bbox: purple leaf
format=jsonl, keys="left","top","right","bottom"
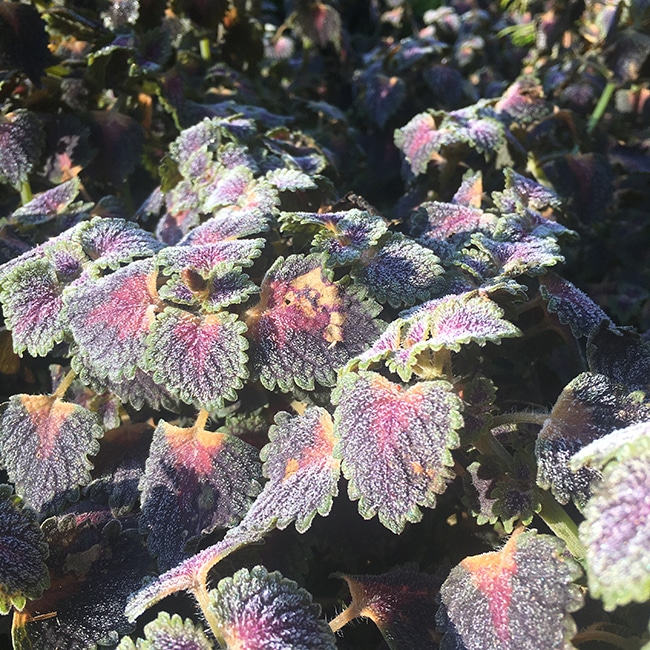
{"left": 244, "top": 254, "right": 382, "bottom": 391}
{"left": 416, "top": 201, "right": 492, "bottom": 243}
{"left": 117, "top": 612, "right": 212, "bottom": 650}
{"left": 11, "top": 178, "right": 82, "bottom": 226}
{"left": 0, "top": 109, "right": 42, "bottom": 186}
{"left": 0, "top": 395, "right": 104, "bottom": 513}
{"left": 452, "top": 170, "right": 483, "bottom": 208}
{"left": 181, "top": 208, "right": 271, "bottom": 244}
{"left": 144, "top": 308, "right": 248, "bottom": 411}
{"left": 236, "top": 407, "right": 339, "bottom": 535}
{"left": 394, "top": 112, "right": 447, "bottom": 176}
{"left": 363, "top": 74, "right": 407, "bottom": 128}
{"left": 495, "top": 77, "right": 551, "bottom": 124}
{"left": 438, "top": 529, "right": 583, "bottom": 650}
{"left": 139, "top": 420, "right": 261, "bottom": 571}
{"left": 0, "top": 485, "right": 49, "bottom": 614}
{"left": 208, "top": 565, "right": 337, "bottom": 649}
{"left": 332, "top": 371, "right": 463, "bottom": 533}
{"left": 66, "top": 259, "right": 161, "bottom": 384}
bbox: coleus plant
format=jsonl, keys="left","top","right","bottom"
{"left": 1, "top": 0, "right": 649, "bottom": 649}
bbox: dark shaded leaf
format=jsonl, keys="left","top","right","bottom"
{"left": 0, "top": 110, "right": 42, "bottom": 187}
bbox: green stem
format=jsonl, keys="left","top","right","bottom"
{"left": 490, "top": 411, "right": 549, "bottom": 428}
{"left": 572, "top": 629, "right": 630, "bottom": 649}
{"left": 537, "top": 490, "right": 585, "bottom": 560}
{"left": 53, "top": 369, "right": 76, "bottom": 400}
{"left": 193, "top": 581, "right": 224, "bottom": 644}
{"left": 199, "top": 37, "right": 212, "bottom": 63}
{"left": 19, "top": 180, "right": 32, "bottom": 205}
{"left": 475, "top": 428, "right": 515, "bottom": 470}
{"left": 587, "top": 81, "right": 616, "bottom": 134}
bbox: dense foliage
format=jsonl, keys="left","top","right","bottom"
{"left": 0, "top": 0, "right": 649, "bottom": 648}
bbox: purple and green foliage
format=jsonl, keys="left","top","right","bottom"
{"left": 0, "top": 1, "right": 648, "bottom": 647}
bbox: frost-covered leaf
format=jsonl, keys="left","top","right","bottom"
{"left": 536, "top": 372, "right": 650, "bottom": 506}
{"left": 156, "top": 239, "right": 264, "bottom": 277}
{"left": 203, "top": 165, "right": 255, "bottom": 212}
{"left": 11, "top": 178, "right": 82, "bottom": 226}
{"left": 181, "top": 208, "right": 270, "bottom": 244}
{"left": 332, "top": 371, "right": 462, "bottom": 533}
{"left": 438, "top": 529, "right": 583, "bottom": 650}
{"left": 351, "top": 233, "right": 445, "bottom": 307}
{"left": 139, "top": 420, "right": 261, "bottom": 571}
{"left": 415, "top": 202, "right": 491, "bottom": 244}
{"left": 394, "top": 112, "right": 448, "bottom": 176}
{"left": 265, "top": 167, "right": 317, "bottom": 191}
{"left": 452, "top": 170, "right": 483, "bottom": 208}
{"left": 0, "top": 110, "right": 42, "bottom": 186}
{"left": 0, "top": 395, "right": 104, "bottom": 513}
{"left": 540, "top": 272, "right": 612, "bottom": 338}
{"left": 116, "top": 612, "right": 212, "bottom": 650}
{"left": 66, "top": 259, "right": 160, "bottom": 384}
{"left": 236, "top": 407, "right": 339, "bottom": 535}
{"left": 169, "top": 118, "right": 222, "bottom": 167}
{"left": 76, "top": 217, "right": 164, "bottom": 271}
{"left": 0, "top": 485, "right": 49, "bottom": 614}
{"left": 143, "top": 308, "right": 248, "bottom": 411}
{"left": 335, "top": 568, "right": 441, "bottom": 649}
{"left": 208, "top": 565, "right": 337, "bottom": 649}
{"left": 495, "top": 77, "right": 551, "bottom": 125}
{"left": 245, "top": 254, "right": 382, "bottom": 391}
{"left": 19, "top": 516, "right": 151, "bottom": 649}
{"left": 502, "top": 168, "right": 562, "bottom": 211}
{"left": 0, "top": 259, "right": 67, "bottom": 357}
{"left": 575, "top": 431, "right": 650, "bottom": 610}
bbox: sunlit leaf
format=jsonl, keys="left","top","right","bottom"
{"left": 494, "top": 77, "right": 551, "bottom": 125}
{"left": 535, "top": 372, "right": 650, "bottom": 506}
{"left": 235, "top": 407, "right": 339, "bottom": 535}
{"left": 394, "top": 112, "right": 447, "bottom": 176}
{"left": 144, "top": 308, "right": 248, "bottom": 411}
{"left": 208, "top": 565, "right": 337, "bottom": 649}
{"left": 294, "top": 1, "right": 342, "bottom": 50}
{"left": 539, "top": 272, "right": 612, "bottom": 338}
{"left": 0, "top": 395, "right": 104, "bottom": 513}
{"left": 452, "top": 170, "right": 483, "bottom": 208}
{"left": 139, "top": 420, "right": 261, "bottom": 571}
{"left": 181, "top": 208, "right": 270, "bottom": 244}
{"left": 335, "top": 567, "right": 441, "bottom": 649}
{"left": 66, "top": 259, "right": 160, "bottom": 385}
{"left": 351, "top": 233, "right": 445, "bottom": 307}
{"left": 332, "top": 371, "right": 462, "bottom": 533}
{"left": 11, "top": 178, "right": 82, "bottom": 226}
{"left": 0, "top": 259, "right": 68, "bottom": 357}
{"left": 116, "top": 612, "right": 212, "bottom": 650}
{"left": 0, "top": 485, "right": 49, "bottom": 614}
{"left": 245, "top": 254, "right": 382, "bottom": 391}
{"left": 415, "top": 201, "right": 492, "bottom": 244}
{"left": 265, "top": 167, "right": 318, "bottom": 191}
{"left": 438, "top": 529, "right": 583, "bottom": 650}
{"left": 0, "top": 110, "right": 42, "bottom": 187}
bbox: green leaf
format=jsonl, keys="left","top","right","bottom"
{"left": 116, "top": 612, "right": 212, "bottom": 650}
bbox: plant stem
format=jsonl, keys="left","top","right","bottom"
{"left": 475, "top": 428, "right": 515, "bottom": 470}
{"left": 194, "top": 409, "right": 210, "bottom": 432}
{"left": 329, "top": 606, "right": 359, "bottom": 633}
{"left": 587, "top": 81, "right": 616, "bottom": 134}
{"left": 572, "top": 629, "right": 630, "bottom": 649}
{"left": 19, "top": 180, "right": 32, "bottom": 205}
{"left": 490, "top": 411, "right": 549, "bottom": 428}
{"left": 53, "top": 369, "right": 76, "bottom": 400}
{"left": 193, "top": 581, "right": 225, "bottom": 645}
{"left": 537, "top": 490, "right": 585, "bottom": 560}
{"left": 199, "top": 37, "right": 212, "bottom": 62}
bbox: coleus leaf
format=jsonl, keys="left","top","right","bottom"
{"left": 181, "top": 208, "right": 271, "bottom": 244}
{"left": 116, "top": 612, "right": 212, "bottom": 650}
{"left": 415, "top": 202, "right": 492, "bottom": 244}
{"left": 294, "top": 1, "right": 342, "bottom": 50}
{"left": 139, "top": 420, "right": 261, "bottom": 571}
{"left": 245, "top": 254, "right": 382, "bottom": 391}
{"left": 17, "top": 514, "right": 151, "bottom": 649}
{"left": 10, "top": 178, "right": 82, "bottom": 226}
{"left": 535, "top": 372, "right": 650, "bottom": 506}
{"left": 334, "top": 567, "right": 441, "bottom": 649}
{"left": 0, "top": 395, "right": 104, "bottom": 513}
{"left": 350, "top": 233, "right": 446, "bottom": 307}
{"left": 235, "top": 406, "right": 340, "bottom": 535}
{"left": 571, "top": 423, "right": 650, "bottom": 610}
{"left": 539, "top": 272, "right": 612, "bottom": 338}
{"left": 0, "top": 109, "right": 42, "bottom": 187}
{"left": 143, "top": 308, "right": 249, "bottom": 411}
{"left": 202, "top": 165, "right": 256, "bottom": 212}
{"left": 437, "top": 529, "right": 583, "bottom": 650}
{"left": 501, "top": 168, "right": 562, "bottom": 212}
{"left": 208, "top": 565, "right": 337, "bottom": 649}
{"left": 169, "top": 117, "right": 222, "bottom": 168}
{"left": 66, "top": 258, "right": 160, "bottom": 385}
{"left": 452, "top": 170, "right": 483, "bottom": 208}
{"left": 0, "top": 485, "right": 49, "bottom": 614}
{"left": 332, "top": 370, "right": 463, "bottom": 533}
{"left": 264, "top": 167, "right": 318, "bottom": 192}
{"left": 75, "top": 217, "right": 164, "bottom": 271}
{"left": 394, "top": 112, "right": 448, "bottom": 176}
{"left": 494, "top": 77, "right": 551, "bottom": 125}
{"left": 0, "top": 259, "right": 68, "bottom": 357}
{"left": 363, "top": 73, "right": 407, "bottom": 128}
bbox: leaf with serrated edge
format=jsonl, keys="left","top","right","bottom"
{"left": 208, "top": 565, "right": 337, "bottom": 649}
{"left": 139, "top": 420, "right": 261, "bottom": 571}
{"left": 438, "top": 529, "right": 583, "bottom": 650}
{"left": 11, "top": 178, "right": 81, "bottom": 226}
{"left": 0, "top": 395, "right": 104, "bottom": 513}
{"left": 245, "top": 254, "right": 382, "bottom": 391}
{"left": 332, "top": 371, "right": 462, "bottom": 533}
{"left": 66, "top": 259, "right": 160, "bottom": 384}
{"left": 236, "top": 407, "right": 339, "bottom": 536}
{"left": 0, "top": 486, "right": 49, "bottom": 614}
{"left": 181, "top": 208, "right": 270, "bottom": 244}
{"left": 116, "top": 612, "right": 212, "bottom": 650}
{"left": 144, "top": 308, "right": 248, "bottom": 411}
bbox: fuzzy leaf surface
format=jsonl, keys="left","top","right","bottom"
{"left": 116, "top": 612, "right": 212, "bottom": 650}
{"left": 0, "top": 109, "right": 41, "bottom": 186}
{"left": 0, "top": 395, "right": 104, "bottom": 513}
{"left": 332, "top": 371, "right": 462, "bottom": 533}
{"left": 208, "top": 565, "right": 337, "bottom": 649}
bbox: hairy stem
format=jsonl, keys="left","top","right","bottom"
{"left": 572, "top": 629, "right": 629, "bottom": 649}
{"left": 329, "top": 605, "right": 360, "bottom": 633}
{"left": 53, "top": 369, "right": 77, "bottom": 400}
{"left": 193, "top": 581, "right": 224, "bottom": 645}
{"left": 537, "top": 490, "right": 585, "bottom": 560}
{"left": 474, "top": 428, "right": 515, "bottom": 470}
{"left": 587, "top": 81, "right": 616, "bottom": 134}
{"left": 19, "top": 180, "right": 33, "bottom": 205}
{"left": 194, "top": 408, "right": 210, "bottom": 432}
